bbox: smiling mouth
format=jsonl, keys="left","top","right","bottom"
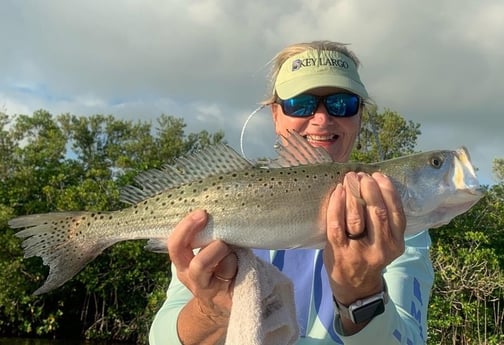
{"left": 304, "top": 134, "right": 338, "bottom": 142}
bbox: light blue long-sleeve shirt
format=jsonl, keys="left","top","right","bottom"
{"left": 149, "top": 230, "right": 433, "bottom": 344}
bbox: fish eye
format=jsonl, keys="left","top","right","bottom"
{"left": 430, "top": 156, "right": 443, "bottom": 169}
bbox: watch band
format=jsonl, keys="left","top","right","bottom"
{"left": 333, "top": 278, "right": 389, "bottom": 325}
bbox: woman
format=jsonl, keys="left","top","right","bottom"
{"left": 149, "top": 41, "right": 433, "bottom": 344}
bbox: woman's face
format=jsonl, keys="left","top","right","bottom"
{"left": 271, "top": 87, "right": 361, "bottom": 163}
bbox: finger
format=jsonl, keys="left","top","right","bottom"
{"left": 358, "top": 172, "right": 389, "bottom": 244}
{"left": 326, "top": 183, "right": 348, "bottom": 246}
{"left": 343, "top": 172, "right": 366, "bottom": 237}
{"left": 214, "top": 251, "right": 238, "bottom": 282}
{"left": 190, "top": 240, "right": 233, "bottom": 287}
{"left": 372, "top": 172, "right": 406, "bottom": 242}
{"left": 168, "top": 209, "right": 208, "bottom": 270}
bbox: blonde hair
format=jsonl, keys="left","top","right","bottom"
{"left": 261, "top": 41, "right": 364, "bottom": 105}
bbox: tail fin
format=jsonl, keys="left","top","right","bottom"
{"left": 9, "top": 212, "right": 113, "bottom": 295}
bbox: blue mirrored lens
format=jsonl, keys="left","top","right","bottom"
{"left": 280, "top": 93, "right": 360, "bottom": 117}
{"left": 282, "top": 94, "right": 318, "bottom": 117}
{"left": 325, "top": 94, "right": 360, "bottom": 116}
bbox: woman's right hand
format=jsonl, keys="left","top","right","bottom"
{"left": 168, "top": 209, "right": 237, "bottom": 344}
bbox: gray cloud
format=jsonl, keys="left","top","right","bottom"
{"left": 1, "top": 0, "right": 503, "bottom": 185}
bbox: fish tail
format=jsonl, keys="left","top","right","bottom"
{"left": 9, "top": 211, "right": 114, "bottom": 295}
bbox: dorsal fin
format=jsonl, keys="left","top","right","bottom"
{"left": 268, "top": 130, "right": 333, "bottom": 168}
{"left": 120, "top": 144, "right": 253, "bottom": 205}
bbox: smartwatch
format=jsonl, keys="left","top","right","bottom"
{"left": 333, "top": 279, "right": 389, "bottom": 325}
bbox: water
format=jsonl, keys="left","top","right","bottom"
{"left": 0, "top": 339, "right": 132, "bottom": 345}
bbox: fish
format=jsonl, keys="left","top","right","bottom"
{"left": 9, "top": 131, "right": 483, "bottom": 295}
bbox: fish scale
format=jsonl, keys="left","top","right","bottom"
{"left": 9, "top": 132, "right": 483, "bottom": 295}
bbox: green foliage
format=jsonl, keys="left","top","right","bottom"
{"left": 0, "top": 110, "right": 223, "bottom": 343}
{"left": 351, "top": 107, "right": 421, "bottom": 163}
{"left": 428, "top": 179, "right": 504, "bottom": 345}
{"left": 493, "top": 158, "right": 504, "bottom": 183}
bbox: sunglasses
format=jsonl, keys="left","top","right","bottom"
{"left": 276, "top": 93, "right": 361, "bottom": 118}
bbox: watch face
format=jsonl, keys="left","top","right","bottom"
{"left": 351, "top": 299, "right": 385, "bottom": 324}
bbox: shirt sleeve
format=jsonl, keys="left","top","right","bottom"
{"left": 149, "top": 263, "right": 189, "bottom": 345}
{"left": 335, "top": 230, "right": 434, "bottom": 345}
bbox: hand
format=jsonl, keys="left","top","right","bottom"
{"left": 324, "top": 172, "right": 406, "bottom": 306}
{"left": 168, "top": 209, "right": 238, "bottom": 344}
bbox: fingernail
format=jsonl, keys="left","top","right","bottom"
{"left": 190, "top": 209, "right": 207, "bottom": 222}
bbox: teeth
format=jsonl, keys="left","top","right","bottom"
{"left": 306, "top": 135, "right": 335, "bottom": 141}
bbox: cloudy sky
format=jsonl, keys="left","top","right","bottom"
{"left": 1, "top": 0, "right": 503, "bottom": 185}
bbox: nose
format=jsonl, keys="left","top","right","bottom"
{"left": 311, "top": 102, "right": 332, "bottom": 125}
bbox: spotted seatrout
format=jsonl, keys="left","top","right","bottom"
{"left": 9, "top": 132, "right": 483, "bottom": 294}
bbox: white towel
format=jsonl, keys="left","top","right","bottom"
{"left": 225, "top": 248, "right": 299, "bottom": 345}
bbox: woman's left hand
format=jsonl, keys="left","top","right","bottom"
{"left": 323, "top": 171, "right": 406, "bottom": 311}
